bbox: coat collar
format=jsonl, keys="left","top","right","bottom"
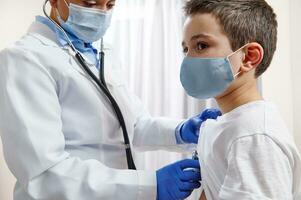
{"left": 27, "top": 20, "right": 122, "bottom": 87}
{"left": 27, "top": 20, "right": 62, "bottom": 48}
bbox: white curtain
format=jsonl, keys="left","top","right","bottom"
{"left": 104, "top": 0, "right": 213, "bottom": 199}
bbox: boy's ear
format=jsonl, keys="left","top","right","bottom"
{"left": 241, "top": 42, "right": 264, "bottom": 72}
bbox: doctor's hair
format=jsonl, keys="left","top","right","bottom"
{"left": 184, "top": 0, "right": 278, "bottom": 78}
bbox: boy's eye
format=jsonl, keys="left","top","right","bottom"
{"left": 183, "top": 47, "right": 188, "bottom": 55}
{"left": 83, "top": 1, "right": 97, "bottom": 7}
{"left": 107, "top": 3, "right": 115, "bottom": 10}
{"left": 196, "top": 42, "right": 209, "bottom": 51}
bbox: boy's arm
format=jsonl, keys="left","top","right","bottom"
{"left": 219, "top": 134, "right": 293, "bottom": 199}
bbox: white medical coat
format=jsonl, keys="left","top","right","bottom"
{"left": 0, "top": 21, "right": 187, "bottom": 200}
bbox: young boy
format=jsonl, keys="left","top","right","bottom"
{"left": 180, "top": 0, "right": 301, "bottom": 199}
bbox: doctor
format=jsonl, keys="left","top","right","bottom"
{"left": 0, "top": 0, "right": 221, "bottom": 199}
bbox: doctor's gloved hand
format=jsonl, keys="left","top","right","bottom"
{"left": 156, "top": 159, "right": 201, "bottom": 200}
{"left": 177, "top": 108, "right": 222, "bottom": 144}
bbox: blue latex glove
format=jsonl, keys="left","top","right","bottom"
{"left": 179, "top": 108, "right": 222, "bottom": 144}
{"left": 156, "top": 159, "right": 201, "bottom": 200}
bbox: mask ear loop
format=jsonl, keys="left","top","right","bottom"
{"left": 233, "top": 70, "right": 242, "bottom": 78}
{"left": 62, "top": 0, "right": 69, "bottom": 7}
{"left": 227, "top": 43, "right": 250, "bottom": 78}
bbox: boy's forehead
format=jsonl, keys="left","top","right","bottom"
{"left": 183, "top": 13, "right": 226, "bottom": 43}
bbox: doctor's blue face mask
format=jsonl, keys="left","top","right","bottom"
{"left": 56, "top": 0, "right": 112, "bottom": 43}
{"left": 180, "top": 44, "right": 248, "bottom": 99}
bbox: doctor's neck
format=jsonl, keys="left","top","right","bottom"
{"left": 50, "top": 9, "right": 60, "bottom": 24}
{"left": 215, "top": 73, "right": 263, "bottom": 114}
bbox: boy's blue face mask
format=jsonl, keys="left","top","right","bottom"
{"left": 180, "top": 44, "right": 247, "bottom": 99}
{"left": 57, "top": 0, "right": 112, "bottom": 43}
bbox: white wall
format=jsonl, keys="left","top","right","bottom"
{"left": 0, "top": 140, "right": 15, "bottom": 200}
{"left": 262, "top": 0, "right": 301, "bottom": 152}
{"left": 291, "top": 0, "right": 301, "bottom": 152}
{"left": 0, "top": 0, "right": 300, "bottom": 200}
{"left": 0, "top": 1, "right": 42, "bottom": 199}
{"left": 0, "top": 0, "right": 42, "bottom": 49}
{"left": 262, "top": 0, "right": 293, "bottom": 131}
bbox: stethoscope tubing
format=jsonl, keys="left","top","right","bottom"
{"left": 42, "top": 0, "right": 136, "bottom": 170}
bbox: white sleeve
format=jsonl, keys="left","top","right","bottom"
{"left": 219, "top": 134, "right": 293, "bottom": 200}
{"left": 131, "top": 94, "right": 191, "bottom": 152}
{"left": 109, "top": 55, "right": 190, "bottom": 152}
{"left": 0, "top": 48, "right": 156, "bottom": 200}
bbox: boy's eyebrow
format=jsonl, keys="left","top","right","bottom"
{"left": 182, "top": 41, "right": 186, "bottom": 47}
{"left": 190, "top": 33, "right": 212, "bottom": 41}
{"left": 84, "top": 0, "right": 97, "bottom": 4}
{"left": 93, "top": 0, "right": 115, "bottom": 3}
{"left": 85, "top": 0, "right": 97, "bottom": 3}
{"left": 182, "top": 33, "right": 213, "bottom": 47}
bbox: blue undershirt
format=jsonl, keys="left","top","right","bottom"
{"left": 36, "top": 16, "right": 100, "bottom": 68}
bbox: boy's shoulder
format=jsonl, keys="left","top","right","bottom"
{"left": 200, "top": 101, "right": 294, "bottom": 158}
{"left": 213, "top": 100, "right": 289, "bottom": 138}
{"left": 203, "top": 101, "right": 267, "bottom": 139}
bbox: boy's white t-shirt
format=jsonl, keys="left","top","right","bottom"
{"left": 197, "top": 101, "right": 301, "bottom": 200}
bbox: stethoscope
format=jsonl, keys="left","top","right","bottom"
{"left": 43, "top": 0, "right": 136, "bottom": 170}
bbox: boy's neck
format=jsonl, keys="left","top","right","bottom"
{"left": 215, "top": 80, "right": 263, "bottom": 114}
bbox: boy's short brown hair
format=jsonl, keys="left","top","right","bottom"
{"left": 184, "top": 0, "right": 278, "bottom": 77}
